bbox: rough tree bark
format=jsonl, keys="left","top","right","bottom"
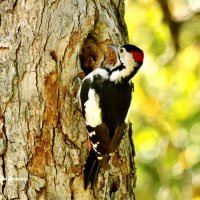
{"left": 0, "top": 0, "right": 136, "bottom": 199}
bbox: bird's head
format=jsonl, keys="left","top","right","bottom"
{"left": 109, "top": 44, "right": 144, "bottom": 68}
{"left": 108, "top": 44, "right": 144, "bottom": 83}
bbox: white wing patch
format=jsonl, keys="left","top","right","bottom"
{"left": 91, "top": 141, "right": 101, "bottom": 154}
{"left": 88, "top": 131, "right": 96, "bottom": 137}
{"left": 84, "top": 89, "right": 102, "bottom": 128}
{"left": 86, "top": 68, "right": 109, "bottom": 82}
{"left": 91, "top": 141, "right": 99, "bottom": 149}
{"left": 97, "top": 156, "right": 103, "bottom": 160}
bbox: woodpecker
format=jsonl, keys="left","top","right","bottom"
{"left": 78, "top": 44, "right": 144, "bottom": 189}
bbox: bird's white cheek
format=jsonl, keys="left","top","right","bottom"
{"left": 84, "top": 89, "right": 102, "bottom": 127}
{"left": 122, "top": 53, "right": 137, "bottom": 68}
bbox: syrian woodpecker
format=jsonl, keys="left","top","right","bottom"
{"left": 78, "top": 44, "right": 144, "bottom": 189}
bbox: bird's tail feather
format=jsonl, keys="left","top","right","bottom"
{"left": 84, "top": 150, "right": 100, "bottom": 189}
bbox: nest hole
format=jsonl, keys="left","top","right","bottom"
{"left": 80, "top": 34, "right": 117, "bottom": 76}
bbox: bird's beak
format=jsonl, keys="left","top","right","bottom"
{"left": 108, "top": 45, "right": 118, "bottom": 55}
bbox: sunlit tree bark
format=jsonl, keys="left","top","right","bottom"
{"left": 0, "top": 0, "right": 136, "bottom": 199}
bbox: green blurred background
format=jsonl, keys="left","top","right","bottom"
{"left": 125, "top": 0, "right": 200, "bottom": 199}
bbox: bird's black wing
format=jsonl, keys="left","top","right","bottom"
{"left": 109, "top": 121, "right": 127, "bottom": 153}
{"left": 80, "top": 76, "right": 112, "bottom": 189}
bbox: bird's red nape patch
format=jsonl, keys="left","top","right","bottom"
{"left": 131, "top": 51, "right": 144, "bottom": 62}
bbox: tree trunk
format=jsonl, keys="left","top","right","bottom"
{"left": 0, "top": 0, "right": 136, "bottom": 199}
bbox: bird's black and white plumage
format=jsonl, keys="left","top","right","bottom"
{"left": 78, "top": 44, "right": 144, "bottom": 189}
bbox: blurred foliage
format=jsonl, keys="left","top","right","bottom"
{"left": 125, "top": 0, "right": 200, "bottom": 199}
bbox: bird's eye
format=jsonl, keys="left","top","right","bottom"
{"left": 120, "top": 48, "right": 124, "bottom": 53}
